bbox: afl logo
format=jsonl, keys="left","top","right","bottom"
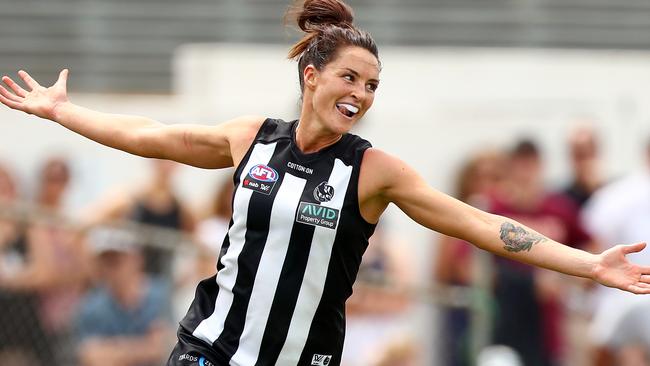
{"left": 249, "top": 164, "right": 278, "bottom": 182}
{"left": 314, "top": 181, "right": 335, "bottom": 203}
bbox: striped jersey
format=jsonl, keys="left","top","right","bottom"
{"left": 180, "top": 118, "right": 377, "bottom": 366}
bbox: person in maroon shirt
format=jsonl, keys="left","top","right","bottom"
{"left": 490, "top": 140, "right": 592, "bottom": 366}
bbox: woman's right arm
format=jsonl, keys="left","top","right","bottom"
{"left": 0, "top": 69, "right": 264, "bottom": 168}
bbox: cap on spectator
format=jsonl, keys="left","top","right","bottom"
{"left": 89, "top": 227, "right": 140, "bottom": 254}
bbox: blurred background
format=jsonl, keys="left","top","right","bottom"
{"left": 2, "top": 0, "right": 650, "bottom": 365}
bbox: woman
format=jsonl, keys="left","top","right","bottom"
{"left": 1, "top": 1, "right": 649, "bottom": 365}
{"left": 0, "top": 162, "right": 53, "bottom": 366}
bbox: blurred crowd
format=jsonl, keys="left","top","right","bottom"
{"left": 1, "top": 123, "right": 650, "bottom": 366}
{"left": 436, "top": 124, "right": 650, "bottom": 366}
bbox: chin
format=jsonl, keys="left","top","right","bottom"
{"left": 332, "top": 116, "right": 357, "bottom": 134}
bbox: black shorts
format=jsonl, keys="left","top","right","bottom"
{"left": 166, "top": 328, "right": 230, "bottom": 366}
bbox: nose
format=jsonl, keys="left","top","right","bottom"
{"left": 349, "top": 83, "right": 365, "bottom": 102}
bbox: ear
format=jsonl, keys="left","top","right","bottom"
{"left": 303, "top": 64, "right": 318, "bottom": 90}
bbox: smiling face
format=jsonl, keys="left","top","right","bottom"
{"left": 303, "top": 46, "right": 380, "bottom": 135}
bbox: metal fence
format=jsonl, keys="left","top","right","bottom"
{"left": 0, "top": 201, "right": 490, "bottom": 366}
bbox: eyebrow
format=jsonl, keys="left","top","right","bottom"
{"left": 343, "top": 68, "right": 380, "bottom": 84}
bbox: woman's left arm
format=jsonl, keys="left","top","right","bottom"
{"left": 360, "top": 148, "right": 650, "bottom": 294}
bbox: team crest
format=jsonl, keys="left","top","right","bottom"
{"left": 243, "top": 164, "right": 278, "bottom": 195}
{"left": 311, "top": 354, "right": 332, "bottom": 366}
{"left": 313, "top": 181, "right": 335, "bottom": 202}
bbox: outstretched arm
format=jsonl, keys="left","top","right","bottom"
{"left": 360, "top": 148, "right": 650, "bottom": 294}
{"left": 0, "top": 70, "right": 264, "bottom": 168}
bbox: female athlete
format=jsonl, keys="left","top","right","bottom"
{"left": 2, "top": 1, "right": 650, "bottom": 365}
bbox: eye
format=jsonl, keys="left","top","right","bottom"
{"left": 343, "top": 74, "right": 354, "bottom": 82}
{"left": 366, "top": 83, "right": 378, "bottom": 93}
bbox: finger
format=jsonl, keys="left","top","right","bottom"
{"left": 641, "top": 275, "right": 650, "bottom": 283}
{"left": 622, "top": 242, "right": 647, "bottom": 255}
{"left": 0, "top": 93, "right": 24, "bottom": 111}
{"left": 55, "top": 69, "right": 68, "bottom": 90}
{"left": 0, "top": 85, "right": 22, "bottom": 103}
{"left": 2, "top": 76, "right": 28, "bottom": 97}
{"left": 628, "top": 284, "right": 650, "bottom": 295}
{"left": 634, "top": 282, "right": 650, "bottom": 289}
{"left": 18, "top": 70, "right": 41, "bottom": 90}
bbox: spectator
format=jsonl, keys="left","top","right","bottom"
{"left": 85, "top": 159, "right": 195, "bottom": 276}
{"left": 564, "top": 123, "right": 605, "bottom": 208}
{"left": 489, "top": 139, "right": 592, "bottom": 366}
{"left": 195, "top": 174, "right": 234, "bottom": 256}
{"left": 173, "top": 175, "right": 233, "bottom": 321}
{"left": 0, "top": 161, "right": 52, "bottom": 365}
{"left": 76, "top": 227, "right": 174, "bottom": 366}
{"left": 584, "top": 139, "right": 650, "bottom": 366}
{"left": 433, "top": 148, "right": 506, "bottom": 366}
{"left": 0, "top": 157, "right": 88, "bottom": 365}
{"left": 342, "top": 227, "right": 416, "bottom": 366}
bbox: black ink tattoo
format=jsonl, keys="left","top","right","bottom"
{"left": 499, "top": 222, "right": 546, "bottom": 252}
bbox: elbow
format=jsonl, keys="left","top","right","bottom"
{"left": 463, "top": 210, "right": 499, "bottom": 251}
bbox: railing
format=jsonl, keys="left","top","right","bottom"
{"left": 0, "top": 201, "right": 490, "bottom": 365}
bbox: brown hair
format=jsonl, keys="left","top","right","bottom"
{"left": 286, "top": 0, "right": 379, "bottom": 93}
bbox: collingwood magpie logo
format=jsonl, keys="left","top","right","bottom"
{"left": 313, "top": 181, "right": 335, "bottom": 203}
{"left": 311, "top": 354, "right": 332, "bottom": 366}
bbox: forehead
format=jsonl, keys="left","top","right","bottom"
{"left": 327, "top": 46, "right": 380, "bottom": 78}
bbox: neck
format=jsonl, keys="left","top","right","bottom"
{"left": 295, "top": 112, "right": 343, "bottom": 154}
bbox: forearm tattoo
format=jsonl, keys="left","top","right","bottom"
{"left": 499, "top": 222, "right": 546, "bottom": 253}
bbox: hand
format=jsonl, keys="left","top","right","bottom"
{"left": 0, "top": 69, "right": 69, "bottom": 121}
{"left": 593, "top": 242, "right": 650, "bottom": 294}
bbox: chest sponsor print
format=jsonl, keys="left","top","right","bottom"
{"left": 242, "top": 164, "right": 278, "bottom": 195}
{"left": 296, "top": 201, "right": 340, "bottom": 230}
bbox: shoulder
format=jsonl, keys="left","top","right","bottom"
{"left": 359, "top": 148, "right": 422, "bottom": 199}
{"left": 255, "top": 118, "right": 297, "bottom": 143}
{"left": 220, "top": 115, "right": 266, "bottom": 141}
{"left": 217, "top": 115, "right": 267, "bottom": 166}
{"left": 361, "top": 148, "right": 415, "bottom": 181}
{"left": 361, "top": 148, "right": 399, "bottom": 166}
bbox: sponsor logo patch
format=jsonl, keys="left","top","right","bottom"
{"left": 311, "top": 354, "right": 332, "bottom": 366}
{"left": 313, "top": 181, "right": 335, "bottom": 203}
{"left": 177, "top": 354, "right": 214, "bottom": 366}
{"left": 296, "top": 202, "right": 339, "bottom": 229}
{"left": 178, "top": 354, "right": 198, "bottom": 362}
{"left": 287, "top": 161, "right": 314, "bottom": 175}
{"left": 242, "top": 164, "right": 278, "bottom": 195}
{"left": 199, "top": 356, "right": 214, "bottom": 366}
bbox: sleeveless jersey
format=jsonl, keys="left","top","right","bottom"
{"left": 179, "top": 118, "right": 377, "bottom": 366}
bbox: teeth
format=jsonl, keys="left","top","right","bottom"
{"left": 337, "top": 103, "right": 359, "bottom": 114}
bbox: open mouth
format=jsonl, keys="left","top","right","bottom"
{"left": 336, "top": 103, "right": 359, "bottom": 118}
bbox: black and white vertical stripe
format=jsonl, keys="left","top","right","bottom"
{"left": 193, "top": 142, "right": 278, "bottom": 344}
{"left": 181, "top": 119, "right": 375, "bottom": 366}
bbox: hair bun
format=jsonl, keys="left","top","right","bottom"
{"left": 297, "top": 0, "right": 354, "bottom": 32}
